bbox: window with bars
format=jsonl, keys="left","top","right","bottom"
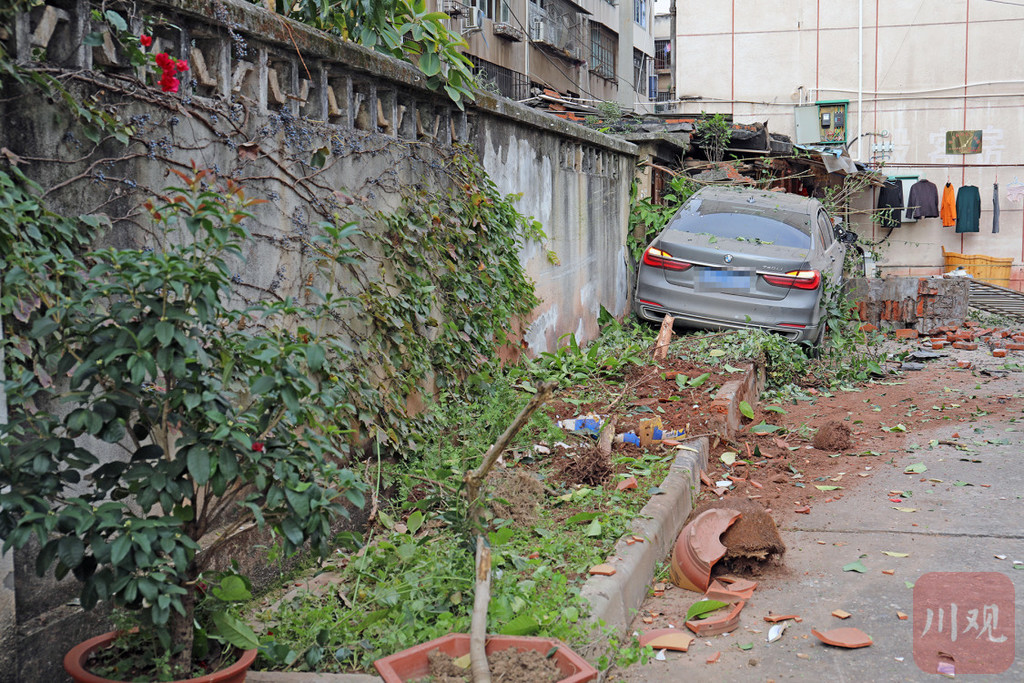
{"left": 590, "top": 26, "right": 616, "bottom": 80}
{"left": 654, "top": 40, "right": 670, "bottom": 70}
{"left": 633, "top": 49, "right": 648, "bottom": 95}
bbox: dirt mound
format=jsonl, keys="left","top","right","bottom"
{"left": 686, "top": 498, "right": 786, "bottom": 574}
{"left": 812, "top": 420, "right": 852, "bottom": 451}
{"left": 491, "top": 470, "right": 544, "bottom": 527}
{"left": 426, "top": 646, "right": 562, "bottom": 683}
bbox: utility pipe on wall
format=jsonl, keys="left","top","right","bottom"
{"left": 857, "top": 0, "right": 864, "bottom": 161}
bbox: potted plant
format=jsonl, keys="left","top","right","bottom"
{"left": 0, "top": 166, "right": 367, "bottom": 680}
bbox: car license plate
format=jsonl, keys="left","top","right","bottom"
{"left": 697, "top": 268, "right": 752, "bottom": 292}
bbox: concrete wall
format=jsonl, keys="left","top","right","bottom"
{"left": 673, "top": 0, "right": 1024, "bottom": 289}
{"left": 1, "top": 0, "right": 635, "bottom": 678}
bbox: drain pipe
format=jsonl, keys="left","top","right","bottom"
{"left": 857, "top": 0, "right": 864, "bottom": 161}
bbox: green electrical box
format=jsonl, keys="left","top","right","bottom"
{"left": 794, "top": 100, "right": 849, "bottom": 145}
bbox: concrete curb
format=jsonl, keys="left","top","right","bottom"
{"left": 709, "top": 362, "right": 765, "bottom": 439}
{"left": 580, "top": 437, "right": 709, "bottom": 635}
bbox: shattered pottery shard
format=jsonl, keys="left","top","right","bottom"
{"left": 588, "top": 564, "right": 616, "bottom": 576}
{"left": 685, "top": 600, "right": 746, "bottom": 636}
{"left": 638, "top": 628, "right": 694, "bottom": 652}
{"left": 811, "top": 627, "right": 873, "bottom": 649}
{"left": 670, "top": 508, "right": 742, "bottom": 592}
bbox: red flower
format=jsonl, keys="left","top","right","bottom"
{"left": 140, "top": 35, "right": 152, "bottom": 47}
{"left": 159, "top": 74, "right": 179, "bottom": 93}
{"left": 252, "top": 442, "right": 265, "bottom": 453}
{"left": 176, "top": 60, "right": 189, "bottom": 72}
{"left": 155, "top": 52, "right": 172, "bottom": 69}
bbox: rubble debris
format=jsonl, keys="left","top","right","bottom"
{"left": 588, "top": 564, "right": 616, "bottom": 576}
{"left": 831, "top": 609, "right": 852, "bottom": 619}
{"left": 767, "top": 623, "right": 787, "bottom": 643}
{"left": 686, "top": 600, "right": 746, "bottom": 636}
{"left": 811, "top": 627, "right": 873, "bottom": 649}
{"left": 813, "top": 420, "right": 852, "bottom": 450}
{"left": 639, "top": 628, "right": 694, "bottom": 652}
{"left": 670, "top": 508, "right": 742, "bottom": 592}
{"left": 763, "top": 614, "right": 800, "bottom": 623}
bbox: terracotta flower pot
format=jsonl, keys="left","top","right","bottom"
{"left": 63, "top": 630, "right": 258, "bottom": 683}
{"left": 374, "top": 633, "right": 597, "bottom": 683}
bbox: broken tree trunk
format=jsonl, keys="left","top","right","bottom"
{"left": 652, "top": 314, "right": 675, "bottom": 362}
{"left": 463, "top": 381, "right": 556, "bottom": 683}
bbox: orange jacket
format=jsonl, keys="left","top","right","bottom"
{"left": 940, "top": 183, "right": 957, "bottom": 227}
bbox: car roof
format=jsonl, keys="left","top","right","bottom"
{"left": 688, "top": 186, "right": 822, "bottom": 217}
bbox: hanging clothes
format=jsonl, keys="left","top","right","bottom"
{"left": 993, "top": 183, "right": 1000, "bottom": 233}
{"left": 906, "top": 179, "right": 939, "bottom": 219}
{"left": 877, "top": 179, "right": 903, "bottom": 229}
{"left": 940, "top": 183, "right": 957, "bottom": 227}
{"left": 955, "top": 185, "right": 981, "bottom": 233}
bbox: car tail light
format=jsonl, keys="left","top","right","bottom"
{"left": 642, "top": 247, "right": 692, "bottom": 271}
{"left": 761, "top": 270, "right": 821, "bottom": 290}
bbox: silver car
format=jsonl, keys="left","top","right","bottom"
{"left": 633, "top": 186, "right": 856, "bottom": 345}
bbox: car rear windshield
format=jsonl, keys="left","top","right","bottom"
{"left": 668, "top": 197, "right": 813, "bottom": 249}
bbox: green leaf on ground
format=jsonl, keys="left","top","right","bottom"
{"left": 904, "top": 463, "right": 927, "bottom": 474}
{"left": 738, "top": 642, "right": 754, "bottom": 651}
{"left": 815, "top": 485, "right": 841, "bottom": 491}
{"left": 882, "top": 551, "right": 909, "bottom": 558}
{"left": 843, "top": 560, "right": 868, "bottom": 573}
{"left": 686, "top": 599, "right": 729, "bottom": 621}
{"left": 750, "top": 422, "right": 781, "bottom": 434}
{"left": 720, "top": 452, "right": 737, "bottom": 466}
{"left": 739, "top": 401, "right": 755, "bottom": 420}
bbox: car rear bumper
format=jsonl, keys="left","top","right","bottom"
{"left": 634, "top": 273, "right": 822, "bottom": 343}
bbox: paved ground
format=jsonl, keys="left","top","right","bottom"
{"left": 616, "top": 368, "right": 1024, "bottom": 682}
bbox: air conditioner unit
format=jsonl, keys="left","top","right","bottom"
{"left": 463, "top": 7, "right": 481, "bottom": 29}
{"left": 530, "top": 17, "right": 546, "bottom": 42}
{"left": 567, "top": 45, "right": 583, "bottom": 62}
{"left": 442, "top": 0, "right": 463, "bottom": 17}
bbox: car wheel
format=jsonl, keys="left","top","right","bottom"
{"left": 809, "top": 320, "right": 827, "bottom": 359}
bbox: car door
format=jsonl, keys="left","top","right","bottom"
{"left": 816, "top": 211, "right": 844, "bottom": 284}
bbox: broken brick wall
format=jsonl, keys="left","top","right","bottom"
{"left": 845, "top": 277, "right": 969, "bottom": 332}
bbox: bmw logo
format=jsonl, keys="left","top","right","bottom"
{"left": 724, "top": 254, "right": 733, "bottom": 263}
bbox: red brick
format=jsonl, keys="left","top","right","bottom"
{"left": 930, "top": 341, "right": 946, "bottom": 350}
{"left": 993, "top": 349, "right": 1008, "bottom": 358}
{"left": 973, "top": 328, "right": 994, "bottom": 338}
{"left": 894, "top": 329, "right": 919, "bottom": 339}
{"left": 1012, "top": 335, "right": 1024, "bottom": 343}
{"left": 957, "top": 360, "right": 973, "bottom": 369}
{"left": 952, "top": 332, "right": 973, "bottom": 341}
{"left": 994, "top": 330, "right": 1009, "bottom": 338}
{"left": 952, "top": 341, "right": 979, "bottom": 350}
{"left": 860, "top": 323, "right": 878, "bottom": 333}
{"left": 964, "top": 321, "right": 979, "bottom": 327}
{"left": 1007, "top": 343, "right": 1024, "bottom": 351}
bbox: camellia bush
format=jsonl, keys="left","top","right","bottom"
{"left": 0, "top": 166, "right": 367, "bottom": 676}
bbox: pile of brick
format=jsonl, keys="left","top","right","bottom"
{"left": 862, "top": 321, "right": 1024, "bottom": 358}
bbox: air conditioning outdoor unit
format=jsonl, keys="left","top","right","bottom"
{"left": 567, "top": 45, "right": 583, "bottom": 61}
{"left": 463, "top": 7, "right": 481, "bottom": 29}
{"left": 442, "top": 0, "right": 463, "bottom": 17}
{"left": 530, "top": 17, "right": 546, "bottom": 42}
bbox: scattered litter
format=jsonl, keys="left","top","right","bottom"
{"left": 938, "top": 659, "right": 955, "bottom": 677}
{"left": 670, "top": 509, "right": 741, "bottom": 592}
{"left": 811, "top": 627, "right": 873, "bottom": 649}
{"left": 794, "top": 506, "right": 811, "bottom": 514}
{"left": 892, "top": 507, "right": 917, "bottom": 512}
{"left": 686, "top": 601, "right": 746, "bottom": 636}
{"left": 588, "top": 564, "right": 616, "bottom": 576}
{"left": 533, "top": 444, "right": 551, "bottom": 455}
{"left": 616, "top": 476, "right": 638, "bottom": 491}
{"left": 895, "top": 656, "right": 905, "bottom": 662}
{"left": 831, "top": 609, "right": 851, "bottom": 620}
{"left": 686, "top": 600, "right": 729, "bottom": 621}
{"left": 715, "top": 480, "right": 733, "bottom": 487}
{"left": 654, "top": 649, "right": 667, "bottom": 661}
{"left": 764, "top": 614, "right": 800, "bottom": 623}
{"left": 706, "top": 651, "right": 721, "bottom": 664}
{"left": 558, "top": 415, "right": 604, "bottom": 437}
{"left": 897, "top": 612, "right": 909, "bottom": 620}
{"left": 767, "top": 623, "right": 787, "bottom": 643}
{"left": 994, "top": 554, "right": 1007, "bottom": 560}
{"left": 796, "top": 653, "right": 810, "bottom": 660}
{"left": 882, "top": 569, "right": 896, "bottom": 575}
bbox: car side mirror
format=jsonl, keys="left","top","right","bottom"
{"left": 839, "top": 230, "right": 858, "bottom": 244}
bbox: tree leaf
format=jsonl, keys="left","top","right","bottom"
{"left": 406, "top": 510, "right": 424, "bottom": 534}
{"left": 584, "top": 519, "right": 602, "bottom": 537}
{"left": 212, "top": 575, "right": 252, "bottom": 602}
{"left": 210, "top": 610, "right": 260, "bottom": 650}
{"left": 739, "top": 401, "right": 755, "bottom": 420}
{"left": 750, "top": 422, "right": 781, "bottom": 434}
{"left": 279, "top": 517, "right": 304, "bottom": 546}
{"left": 58, "top": 536, "right": 84, "bottom": 569}
{"left": 720, "top": 451, "right": 737, "bottom": 466}
{"left": 842, "top": 560, "right": 867, "bottom": 573}
{"left": 187, "top": 446, "right": 211, "bottom": 485}
{"left": 688, "top": 372, "right": 711, "bottom": 387}
{"left": 815, "top": 485, "right": 841, "bottom": 491}
{"left": 686, "top": 599, "right": 728, "bottom": 621}
{"left": 499, "top": 613, "right": 540, "bottom": 636}
{"left": 904, "top": 463, "right": 927, "bottom": 474}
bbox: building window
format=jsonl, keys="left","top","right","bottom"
{"left": 654, "top": 40, "right": 670, "bottom": 70}
{"left": 590, "top": 26, "right": 616, "bottom": 80}
{"left": 633, "top": 49, "right": 648, "bottom": 95}
{"left": 634, "top": 0, "right": 648, "bottom": 29}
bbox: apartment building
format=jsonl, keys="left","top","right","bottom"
{"left": 443, "top": 0, "right": 656, "bottom": 111}
{"left": 668, "top": 0, "right": 1024, "bottom": 289}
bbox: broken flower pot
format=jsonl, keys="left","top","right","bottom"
{"left": 685, "top": 600, "right": 746, "bottom": 636}
{"left": 670, "top": 508, "right": 742, "bottom": 592}
{"left": 811, "top": 627, "right": 873, "bottom": 649}
{"left": 373, "top": 633, "right": 597, "bottom": 683}
{"left": 638, "top": 628, "right": 694, "bottom": 652}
